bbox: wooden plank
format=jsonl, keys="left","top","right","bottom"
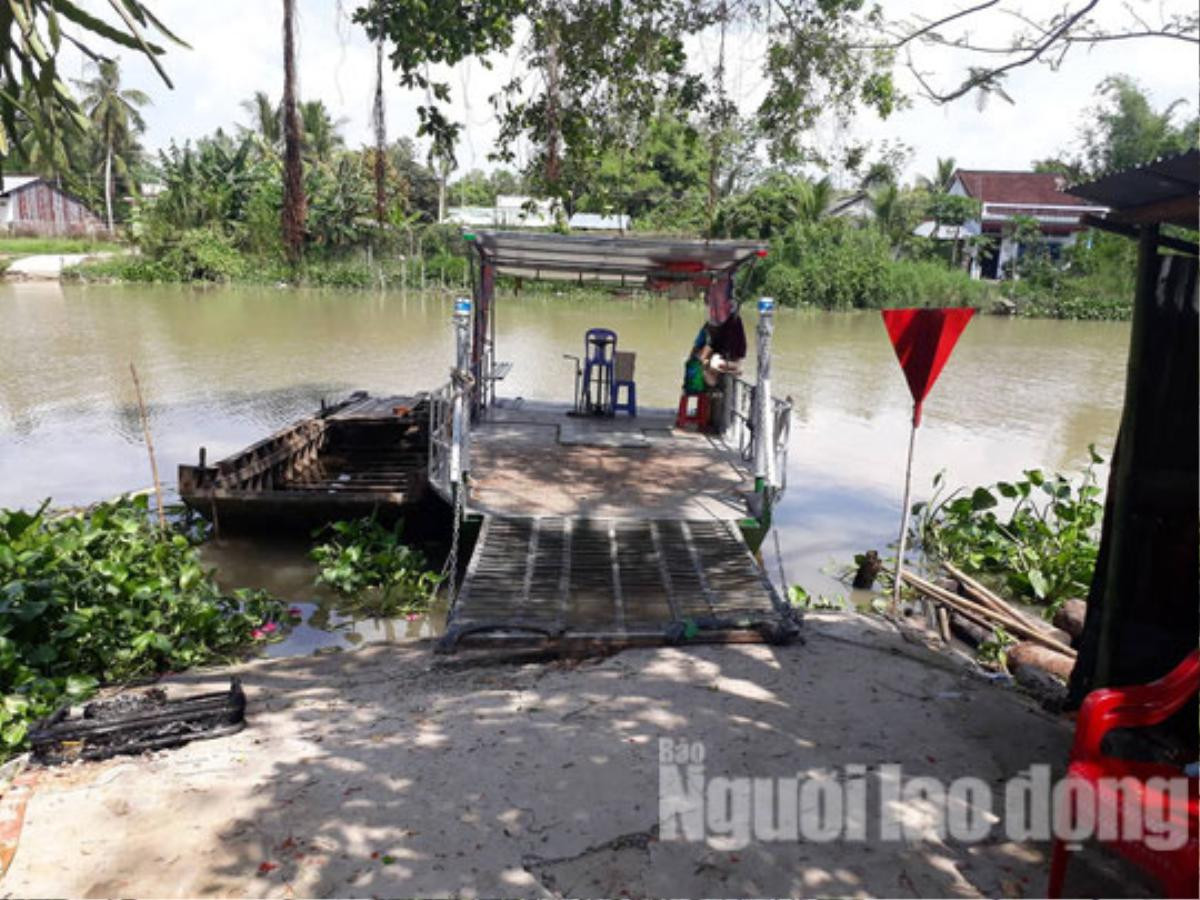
{"left": 445, "top": 514, "right": 793, "bottom": 651}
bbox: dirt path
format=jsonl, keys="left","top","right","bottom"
{"left": 3, "top": 252, "right": 113, "bottom": 279}
{"left": 1, "top": 613, "right": 1150, "bottom": 898}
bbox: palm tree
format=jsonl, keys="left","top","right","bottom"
{"left": 797, "top": 176, "right": 834, "bottom": 223}
{"left": 74, "top": 60, "right": 150, "bottom": 233}
{"left": 281, "top": 0, "right": 306, "bottom": 264}
{"left": 299, "top": 100, "right": 347, "bottom": 162}
{"left": 240, "top": 91, "right": 281, "bottom": 148}
{"left": 917, "top": 156, "right": 957, "bottom": 192}
{"left": 371, "top": 37, "right": 387, "bottom": 224}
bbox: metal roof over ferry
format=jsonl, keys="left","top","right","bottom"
{"left": 468, "top": 230, "right": 767, "bottom": 281}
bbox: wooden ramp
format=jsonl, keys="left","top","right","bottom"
{"left": 436, "top": 516, "right": 800, "bottom": 652}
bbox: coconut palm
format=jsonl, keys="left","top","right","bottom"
{"left": 797, "top": 176, "right": 834, "bottom": 223}
{"left": 917, "top": 156, "right": 957, "bottom": 192}
{"left": 239, "top": 91, "right": 282, "bottom": 148}
{"left": 74, "top": 60, "right": 150, "bottom": 232}
{"left": 371, "top": 37, "right": 387, "bottom": 223}
{"left": 281, "top": 0, "right": 306, "bottom": 264}
{"left": 299, "top": 100, "right": 347, "bottom": 163}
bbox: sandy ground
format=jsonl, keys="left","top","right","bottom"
{"left": 1, "top": 613, "right": 1151, "bottom": 898}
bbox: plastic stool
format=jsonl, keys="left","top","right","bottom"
{"left": 676, "top": 392, "right": 710, "bottom": 431}
{"left": 611, "top": 351, "right": 637, "bottom": 417}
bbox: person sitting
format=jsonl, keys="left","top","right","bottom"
{"left": 701, "top": 311, "right": 747, "bottom": 386}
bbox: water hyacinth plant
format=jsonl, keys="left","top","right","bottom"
{"left": 0, "top": 495, "right": 287, "bottom": 758}
{"left": 912, "top": 448, "right": 1106, "bottom": 611}
{"left": 310, "top": 517, "right": 443, "bottom": 617}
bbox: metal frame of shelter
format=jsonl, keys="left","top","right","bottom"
{"left": 428, "top": 229, "right": 791, "bottom": 553}
{"left": 1062, "top": 150, "right": 1198, "bottom": 713}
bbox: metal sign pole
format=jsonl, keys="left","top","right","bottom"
{"left": 891, "top": 417, "right": 919, "bottom": 615}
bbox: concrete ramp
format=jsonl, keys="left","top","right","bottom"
{"left": 437, "top": 516, "right": 800, "bottom": 652}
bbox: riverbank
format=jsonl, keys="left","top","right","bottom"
{"left": 0, "top": 612, "right": 1151, "bottom": 898}
{"left": 58, "top": 246, "right": 1132, "bottom": 321}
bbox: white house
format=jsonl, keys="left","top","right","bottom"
{"left": 917, "top": 170, "right": 1109, "bottom": 279}
{"left": 446, "top": 196, "right": 630, "bottom": 231}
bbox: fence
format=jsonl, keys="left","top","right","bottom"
{"left": 427, "top": 381, "right": 455, "bottom": 499}
{"left": 723, "top": 375, "right": 792, "bottom": 496}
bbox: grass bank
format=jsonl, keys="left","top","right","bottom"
{"left": 0, "top": 236, "right": 123, "bottom": 256}
{"left": 60, "top": 224, "right": 1133, "bottom": 321}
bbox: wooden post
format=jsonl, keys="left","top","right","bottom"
{"left": 754, "top": 296, "right": 776, "bottom": 491}
{"left": 129, "top": 363, "right": 166, "bottom": 530}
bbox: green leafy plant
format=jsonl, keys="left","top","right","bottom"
{"left": 787, "top": 584, "right": 847, "bottom": 611}
{"left": 311, "top": 517, "right": 442, "bottom": 617}
{"left": 0, "top": 495, "right": 286, "bottom": 758}
{"left": 977, "top": 626, "right": 1018, "bottom": 670}
{"left": 913, "top": 449, "right": 1106, "bottom": 611}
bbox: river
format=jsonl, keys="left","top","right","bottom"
{"left": 0, "top": 282, "right": 1129, "bottom": 649}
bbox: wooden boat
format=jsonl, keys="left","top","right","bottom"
{"left": 178, "top": 392, "right": 430, "bottom": 532}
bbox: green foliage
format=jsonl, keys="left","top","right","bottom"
{"left": 311, "top": 518, "right": 442, "bottom": 617}
{"left": 0, "top": 2, "right": 182, "bottom": 165}
{"left": 714, "top": 174, "right": 832, "bottom": 239}
{"left": 925, "top": 192, "right": 981, "bottom": 228}
{"left": 156, "top": 228, "right": 246, "bottom": 281}
{"left": 448, "top": 168, "right": 525, "bottom": 207}
{"left": 1002, "top": 228, "right": 1135, "bottom": 321}
{"left": 1079, "top": 75, "right": 1199, "bottom": 178}
{"left": 750, "top": 217, "right": 992, "bottom": 311}
{"left": 977, "top": 626, "right": 1017, "bottom": 670}
{"left": 913, "top": 451, "right": 1106, "bottom": 611}
{"left": 0, "top": 495, "right": 286, "bottom": 758}
{"left": 0, "top": 236, "right": 121, "bottom": 255}
{"left": 787, "top": 585, "right": 846, "bottom": 611}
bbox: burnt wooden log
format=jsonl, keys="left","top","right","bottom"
{"left": 1009, "top": 641, "right": 1075, "bottom": 681}
{"left": 949, "top": 611, "right": 993, "bottom": 647}
{"left": 1053, "top": 598, "right": 1086, "bottom": 641}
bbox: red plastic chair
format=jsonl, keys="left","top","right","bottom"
{"left": 1048, "top": 649, "right": 1199, "bottom": 898}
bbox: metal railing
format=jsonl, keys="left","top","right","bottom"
{"left": 427, "top": 381, "right": 455, "bottom": 500}
{"left": 722, "top": 375, "right": 792, "bottom": 496}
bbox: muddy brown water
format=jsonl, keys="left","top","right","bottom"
{"left": 0, "top": 282, "right": 1129, "bottom": 653}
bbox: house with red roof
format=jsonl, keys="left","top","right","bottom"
{"left": 923, "top": 169, "right": 1109, "bottom": 279}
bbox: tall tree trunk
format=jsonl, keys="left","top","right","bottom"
{"left": 104, "top": 140, "right": 114, "bottom": 234}
{"left": 372, "top": 38, "right": 387, "bottom": 225}
{"left": 437, "top": 156, "right": 448, "bottom": 224}
{"left": 280, "top": 0, "right": 306, "bottom": 265}
{"left": 542, "top": 13, "right": 562, "bottom": 194}
{"left": 707, "top": 4, "right": 728, "bottom": 231}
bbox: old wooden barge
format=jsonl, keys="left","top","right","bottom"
{"left": 178, "top": 392, "right": 430, "bottom": 531}
{"left": 431, "top": 231, "right": 799, "bottom": 652}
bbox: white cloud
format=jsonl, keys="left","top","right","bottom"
{"left": 68, "top": 0, "right": 1198, "bottom": 181}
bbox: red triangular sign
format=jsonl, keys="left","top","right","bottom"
{"left": 881, "top": 308, "right": 975, "bottom": 426}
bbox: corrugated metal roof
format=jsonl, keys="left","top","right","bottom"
{"left": 0, "top": 174, "right": 42, "bottom": 195}
{"left": 470, "top": 230, "right": 765, "bottom": 281}
{"left": 1067, "top": 150, "right": 1199, "bottom": 226}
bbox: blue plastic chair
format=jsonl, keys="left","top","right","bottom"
{"left": 581, "top": 328, "right": 617, "bottom": 414}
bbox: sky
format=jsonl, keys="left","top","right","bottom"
{"left": 65, "top": 0, "right": 1200, "bottom": 186}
